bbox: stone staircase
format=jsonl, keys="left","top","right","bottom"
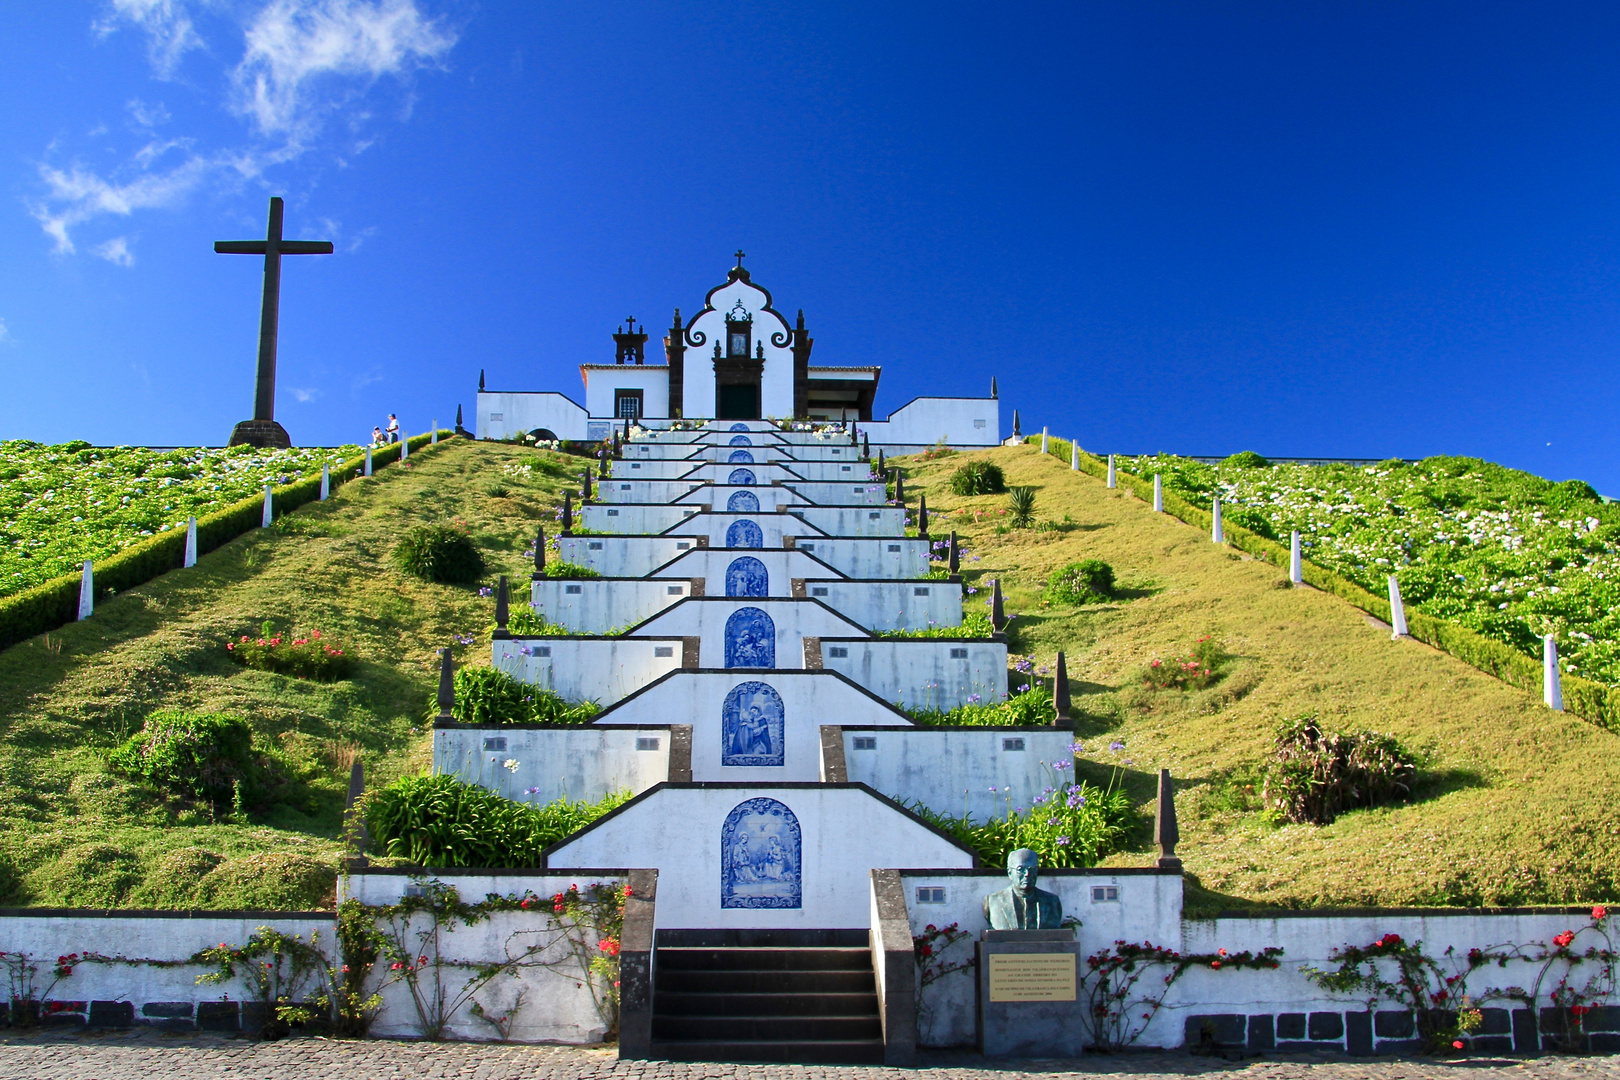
{"left": 649, "top": 929, "right": 884, "bottom": 1063}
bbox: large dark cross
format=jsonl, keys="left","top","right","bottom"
{"left": 216, "top": 196, "right": 332, "bottom": 446}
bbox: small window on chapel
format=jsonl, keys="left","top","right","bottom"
{"left": 615, "top": 390, "right": 642, "bottom": 418}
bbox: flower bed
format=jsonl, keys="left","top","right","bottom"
{"left": 1112, "top": 453, "right": 1620, "bottom": 686}
{"left": 0, "top": 440, "right": 361, "bottom": 598}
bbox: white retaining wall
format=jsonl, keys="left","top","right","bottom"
{"left": 476, "top": 392, "right": 589, "bottom": 441}
{"left": 665, "top": 511, "right": 827, "bottom": 547}
{"left": 674, "top": 485, "right": 804, "bottom": 510}
{"left": 582, "top": 503, "right": 703, "bottom": 534}
{"left": 434, "top": 725, "right": 671, "bottom": 804}
{"left": 531, "top": 577, "right": 697, "bottom": 634}
{"left": 557, "top": 535, "right": 700, "bottom": 578}
{"left": 817, "top": 638, "right": 1009, "bottom": 710}
{"left": 493, "top": 637, "right": 686, "bottom": 705}
{"left": 792, "top": 506, "right": 907, "bottom": 538}
{"left": 781, "top": 482, "right": 888, "bottom": 506}
{"left": 800, "top": 579, "right": 962, "bottom": 632}
{"left": 547, "top": 786, "right": 975, "bottom": 928}
{"left": 649, "top": 549, "right": 847, "bottom": 592}
{"left": 793, "top": 537, "right": 932, "bottom": 578}
{"left": 863, "top": 396, "right": 1001, "bottom": 446}
{"left": 628, "top": 598, "right": 866, "bottom": 664}
{"left": 843, "top": 727, "right": 1077, "bottom": 820}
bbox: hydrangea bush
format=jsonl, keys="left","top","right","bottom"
{"left": 0, "top": 440, "right": 360, "bottom": 599}
{"left": 1117, "top": 454, "right": 1620, "bottom": 684}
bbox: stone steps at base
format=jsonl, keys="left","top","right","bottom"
{"left": 655, "top": 990, "right": 878, "bottom": 1017}
{"left": 652, "top": 1013, "right": 882, "bottom": 1041}
{"left": 647, "top": 1039, "right": 885, "bottom": 1064}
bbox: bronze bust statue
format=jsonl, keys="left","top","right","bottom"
{"left": 983, "top": 848, "right": 1064, "bottom": 930}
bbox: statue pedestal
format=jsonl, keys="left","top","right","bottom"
{"left": 976, "top": 929, "right": 1084, "bottom": 1058}
{"left": 228, "top": 419, "right": 291, "bottom": 449}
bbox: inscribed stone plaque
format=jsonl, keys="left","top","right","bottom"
{"left": 987, "top": 953, "right": 1076, "bottom": 1002}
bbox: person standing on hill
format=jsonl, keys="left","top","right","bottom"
{"left": 386, "top": 414, "right": 400, "bottom": 444}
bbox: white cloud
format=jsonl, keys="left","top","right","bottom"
{"left": 126, "top": 98, "right": 172, "bottom": 129}
{"left": 289, "top": 387, "right": 320, "bottom": 402}
{"left": 95, "top": 0, "right": 204, "bottom": 79}
{"left": 96, "top": 236, "right": 137, "bottom": 266}
{"left": 232, "top": 0, "right": 456, "bottom": 148}
{"left": 0, "top": 319, "right": 10, "bottom": 345}
{"left": 32, "top": 156, "right": 215, "bottom": 254}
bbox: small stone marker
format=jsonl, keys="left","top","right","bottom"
{"left": 562, "top": 490, "right": 573, "bottom": 534}
{"left": 1388, "top": 575, "right": 1409, "bottom": 638}
{"left": 1071, "top": 441, "right": 1079, "bottom": 471}
{"left": 948, "top": 530, "right": 959, "bottom": 574}
{"left": 343, "top": 759, "right": 369, "bottom": 863}
{"left": 862, "top": 432, "right": 870, "bottom": 461}
{"left": 77, "top": 560, "right": 93, "bottom": 621}
{"left": 581, "top": 468, "right": 592, "bottom": 501}
{"left": 364, "top": 446, "right": 373, "bottom": 476}
{"left": 1106, "top": 454, "right": 1115, "bottom": 488}
{"left": 1153, "top": 473, "right": 1163, "bottom": 512}
{"left": 1211, "top": 495, "right": 1223, "bottom": 543}
{"left": 400, "top": 432, "right": 409, "bottom": 461}
{"left": 431, "top": 421, "right": 438, "bottom": 445}
{"left": 1290, "top": 530, "right": 1302, "bottom": 584}
{"left": 261, "top": 485, "right": 273, "bottom": 527}
{"left": 1156, "top": 770, "right": 1181, "bottom": 870}
{"left": 1053, "top": 651, "right": 1070, "bottom": 723}
{"left": 877, "top": 449, "right": 885, "bottom": 475}
{"left": 991, "top": 578, "right": 1006, "bottom": 632}
{"left": 184, "top": 516, "right": 198, "bottom": 568}
{"left": 532, "top": 526, "right": 546, "bottom": 578}
{"left": 1040, "top": 427, "right": 1048, "bottom": 454}
{"left": 437, "top": 646, "right": 456, "bottom": 721}
{"left": 894, "top": 469, "right": 905, "bottom": 506}
{"left": 320, "top": 463, "right": 330, "bottom": 501}
{"left": 1544, "top": 635, "right": 1563, "bottom": 711}
{"left": 918, "top": 494, "right": 929, "bottom": 538}
{"left": 494, "top": 575, "right": 510, "bottom": 639}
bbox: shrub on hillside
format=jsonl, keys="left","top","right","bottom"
{"left": 226, "top": 621, "right": 354, "bottom": 681}
{"left": 903, "top": 686, "right": 1056, "bottom": 727}
{"left": 1048, "top": 559, "right": 1115, "bottom": 604}
{"left": 108, "top": 710, "right": 277, "bottom": 809}
{"left": 539, "top": 560, "right": 600, "bottom": 579}
{"left": 1007, "top": 486, "right": 1037, "bottom": 528}
{"left": 392, "top": 524, "right": 485, "bottom": 585}
{"left": 1262, "top": 714, "right": 1416, "bottom": 825}
{"left": 949, "top": 461, "right": 1006, "bottom": 496}
{"left": 1223, "top": 506, "right": 1277, "bottom": 540}
{"left": 1224, "top": 450, "right": 1271, "bottom": 468}
{"left": 431, "top": 665, "right": 600, "bottom": 725}
{"left": 364, "top": 774, "right": 627, "bottom": 867}
{"left": 1141, "top": 637, "right": 1226, "bottom": 691}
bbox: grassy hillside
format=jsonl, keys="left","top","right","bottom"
{"left": 901, "top": 444, "right": 1620, "bottom": 912}
{"left": 0, "top": 440, "right": 569, "bottom": 908}
{"left": 2, "top": 437, "right": 1615, "bottom": 912}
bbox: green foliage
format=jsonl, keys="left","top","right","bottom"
{"left": 1224, "top": 450, "right": 1271, "bottom": 468}
{"left": 949, "top": 460, "right": 1006, "bottom": 496}
{"left": 1224, "top": 505, "right": 1277, "bottom": 540}
{"left": 433, "top": 665, "right": 600, "bottom": 725}
{"left": 484, "top": 483, "right": 512, "bottom": 498}
{"left": 1262, "top": 714, "right": 1417, "bottom": 825}
{"left": 540, "top": 560, "right": 600, "bottom": 579}
{"left": 1140, "top": 636, "right": 1227, "bottom": 690}
{"left": 107, "top": 710, "right": 274, "bottom": 809}
{"left": 1047, "top": 559, "right": 1115, "bottom": 604}
{"left": 908, "top": 759, "right": 1139, "bottom": 868}
{"left": 227, "top": 621, "right": 355, "bottom": 681}
{"left": 879, "top": 610, "right": 994, "bottom": 639}
{"left": 364, "top": 774, "right": 628, "bottom": 867}
{"left": 1007, "top": 486, "right": 1037, "bottom": 528}
{"left": 903, "top": 686, "right": 1056, "bottom": 727}
{"left": 504, "top": 608, "right": 561, "bottom": 635}
{"left": 392, "top": 524, "right": 485, "bottom": 585}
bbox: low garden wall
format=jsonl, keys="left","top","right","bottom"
{"left": 433, "top": 724, "right": 674, "bottom": 804}
{"left": 797, "top": 578, "right": 962, "bottom": 632}
{"left": 493, "top": 635, "right": 688, "bottom": 705}
{"left": 531, "top": 577, "right": 697, "bottom": 634}
{"left": 814, "top": 636, "right": 1009, "bottom": 710}
{"left": 558, "top": 535, "right": 702, "bottom": 578}
{"left": 842, "top": 727, "right": 1077, "bottom": 820}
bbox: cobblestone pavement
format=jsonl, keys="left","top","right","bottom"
{"left": 0, "top": 1033, "right": 1618, "bottom": 1080}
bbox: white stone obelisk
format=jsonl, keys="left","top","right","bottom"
{"left": 1106, "top": 455, "right": 1116, "bottom": 488}
{"left": 431, "top": 421, "right": 439, "bottom": 445}
{"left": 262, "top": 485, "right": 273, "bottom": 527}
{"left": 77, "top": 561, "right": 93, "bottom": 621}
{"left": 320, "top": 463, "right": 330, "bottom": 501}
{"left": 1388, "top": 575, "right": 1409, "bottom": 638}
{"left": 1041, "top": 427, "right": 1048, "bottom": 454}
{"left": 364, "top": 446, "right": 373, "bottom": 476}
{"left": 1153, "top": 473, "right": 1163, "bottom": 512}
{"left": 400, "top": 432, "right": 409, "bottom": 461}
{"left": 1071, "top": 442, "right": 1079, "bottom": 471}
{"left": 1544, "top": 636, "right": 1563, "bottom": 711}
{"left": 1290, "top": 530, "right": 1302, "bottom": 585}
{"left": 1212, "top": 496, "right": 1224, "bottom": 543}
{"left": 184, "top": 517, "right": 198, "bottom": 568}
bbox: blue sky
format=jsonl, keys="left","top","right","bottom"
{"left": 3, "top": 2, "right": 1619, "bottom": 492}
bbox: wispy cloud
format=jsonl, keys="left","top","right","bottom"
{"left": 289, "top": 386, "right": 320, "bottom": 402}
{"left": 232, "top": 0, "right": 455, "bottom": 148}
{"left": 94, "top": 0, "right": 204, "bottom": 79}
{"left": 0, "top": 319, "right": 11, "bottom": 345}
{"left": 38, "top": 1, "right": 457, "bottom": 255}
{"left": 96, "top": 236, "right": 137, "bottom": 266}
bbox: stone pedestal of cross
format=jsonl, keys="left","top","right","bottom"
{"left": 217, "top": 197, "right": 333, "bottom": 447}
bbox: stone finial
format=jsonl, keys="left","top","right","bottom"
{"left": 948, "top": 530, "right": 959, "bottom": 575}
{"left": 184, "top": 516, "right": 198, "bottom": 569}
{"left": 455, "top": 404, "right": 465, "bottom": 435}
{"left": 862, "top": 432, "right": 870, "bottom": 461}
{"left": 494, "top": 575, "right": 510, "bottom": 639}
{"left": 1106, "top": 454, "right": 1115, "bottom": 487}
{"left": 918, "top": 494, "right": 929, "bottom": 538}
{"left": 581, "top": 468, "right": 592, "bottom": 502}
{"left": 1290, "top": 530, "right": 1302, "bottom": 584}
{"left": 1212, "top": 495, "right": 1224, "bottom": 544}
{"left": 437, "top": 647, "right": 455, "bottom": 721}
{"left": 850, "top": 423, "right": 858, "bottom": 446}
{"left": 1041, "top": 427, "right": 1048, "bottom": 455}
{"left": 1012, "top": 410, "right": 1021, "bottom": 437}
{"left": 894, "top": 470, "right": 905, "bottom": 506}
{"left": 1156, "top": 769, "right": 1182, "bottom": 870}
{"left": 1388, "top": 575, "right": 1409, "bottom": 638}
{"left": 1054, "top": 650, "right": 1070, "bottom": 723}
{"left": 991, "top": 376, "right": 998, "bottom": 399}
{"left": 479, "top": 368, "right": 485, "bottom": 391}
{"left": 533, "top": 526, "right": 546, "bottom": 577}
{"left": 877, "top": 449, "right": 886, "bottom": 474}
{"left": 991, "top": 578, "right": 1006, "bottom": 632}
{"left": 562, "top": 490, "right": 573, "bottom": 534}
{"left": 1545, "top": 635, "right": 1564, "bottom": 711}
{"left": 344, "top": 759, "right": 368, "bottom": 863}
{"left": 598, "top": 451, "right": 609, "bottom": 479}
{"left": 1153, "top": 473, "right": 1163, "bottom": 512}
{"left": 77, "top": 560, "right": 94, "bottom": 621}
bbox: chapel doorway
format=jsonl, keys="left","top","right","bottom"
{"left": 717, "top": 383, "right": 761, "bottom": 420}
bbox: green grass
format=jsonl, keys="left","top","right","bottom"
{"left": 898, "top": 444, "right": 1620, "bottom": 912}
{"left": 0, "top": 440, "right": 572, "bottom": 908}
